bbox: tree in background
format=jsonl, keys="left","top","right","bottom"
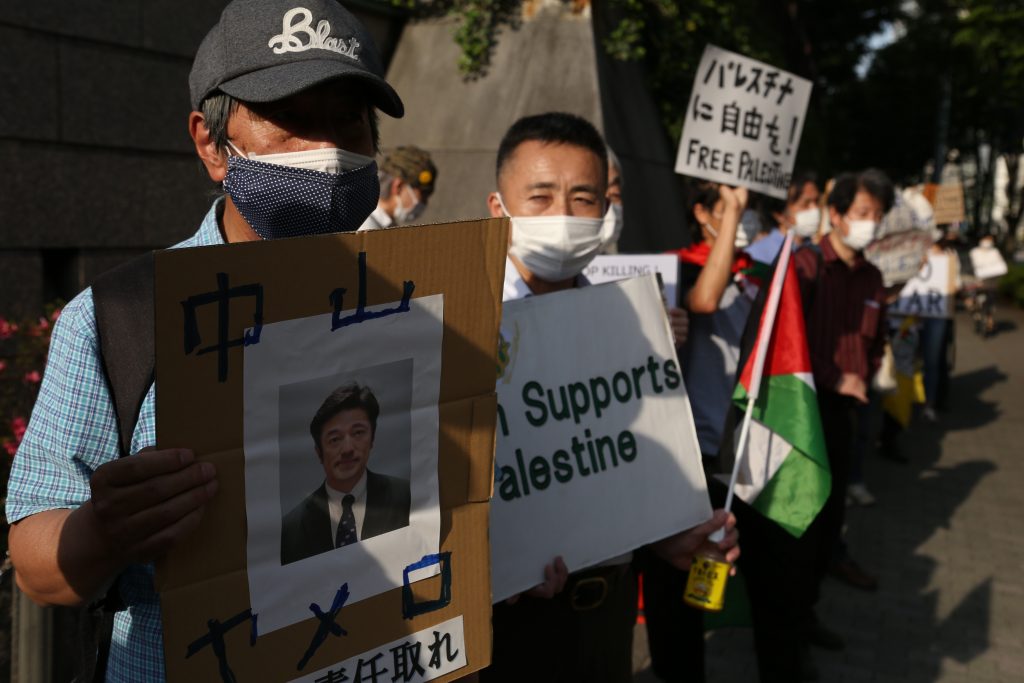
{"left": 389, "top": 0, "right": 1023, "bottom": 236}
{"left": 851, "top": 0, "right": 1024, "bottom": 237}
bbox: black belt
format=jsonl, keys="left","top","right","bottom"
{"left": 563, "top": 562, "right": 630, "bottom": 612}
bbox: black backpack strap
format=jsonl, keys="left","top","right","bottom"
{"left": 92, "top": 252, "right": 156, "bottom": 458}
{"left": 77, "top": 251, "right": 156, "bottom": 683}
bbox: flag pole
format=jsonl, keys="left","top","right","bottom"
{"left": 711, "top": 231, "right": 797, "bottom": 541}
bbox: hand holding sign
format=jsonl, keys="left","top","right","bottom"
{"left": 89, "top": 448, "right": 218, "bottom": 565}
{"left": 719, "top": 184, "right": 749, "bottom": 212}
{"left": 505, "top": 556, "right": 569, "bottom": 604}
{"left": 676, "top": 45, "right": 813, "bottom": 199}
{"left": 668, "top": 308, "right": 689, "bottom": 346}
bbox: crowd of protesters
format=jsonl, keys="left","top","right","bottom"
{"left": 4, "top": 1, "right": 1013, "bottom": 683}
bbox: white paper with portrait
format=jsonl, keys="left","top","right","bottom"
{"left": 243, "top": 294, "right": 444, "bottom": 634}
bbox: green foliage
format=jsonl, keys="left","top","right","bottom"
{"left": 602, "top": 0, "right": 772, "bottom": 142}
{"left": 596, "top": 0, "right": 903, "bottom": 162}
{"left": 390, "top": 0, "right": 526, "bottom": 78}
{"left": 386, "top": 0, "right": 1023, "bottom": 213}
{"left": 998, "top": 263, "right": 1024, "bottom": 308}
{"left": 0, "top": 303, "right": 61, "bottom": 556}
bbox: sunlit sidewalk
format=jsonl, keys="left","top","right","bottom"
{"left": 634, "top": 305, "right": 1024, "bottom": 683}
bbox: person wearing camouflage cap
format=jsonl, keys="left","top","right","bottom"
{"left": 360, "top": 145, "right": 439, "bottom": 230}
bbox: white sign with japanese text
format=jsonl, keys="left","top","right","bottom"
{"left": 289, "top": 616, "right": 467, "bottom": 682}
{"left": 675, "top": 45, "right": 813, "bottom": 199}
{"left": 582, "top": 255, "right": 679, "bottom": 308}
{"left": 490, "top": 276, "right": 711, "bottom": 602}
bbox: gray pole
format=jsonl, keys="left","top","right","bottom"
{"left": 12, "top": 580, "right": 53, "bottom": 683}
{"left": 932, "top": 72, "right": 952, "bottom": 184}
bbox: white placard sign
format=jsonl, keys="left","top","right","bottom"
{"left": 490, "top": 275, "right": 711, "bottom": 602}
{"left": 582, "top": 254, "right": 680, "bottom": 307}
{"left": 243, "top": 296, "right": 444, "bottom": 634}
{"left": 864, "top": 230, "right": 935, "bottom": 287}
{"left": 890, "top": 253, "right": 956, "bottom": 319}
{"left": 970, "top": 246, "right": 1008, "bottom": 281}
{"left": 289, "top": 616, "right": 467, "bottom": 683}
{"left": 675, "top": 45, "right": 813, "bottom": 199}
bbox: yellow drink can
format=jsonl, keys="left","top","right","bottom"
{"left": 683, "top": 553, "right": 729, "bottom": 612}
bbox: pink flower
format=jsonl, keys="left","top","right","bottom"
{"left": 37, "top": 316, "right": 50, "bottom": 331}
{"left": 50, "top": 308, "right": 62, "bottom": 323}
{"left": 0, "top": 319, "right": 16, "bottom": 340}
{"left": 3, "top": 440, "right": 17, "bottom": 457}
{"left": 23, "top": 370, "right": 41, "bottom": 384}
{"left": 11, "top": 416, "right": 27, "bottom": 443}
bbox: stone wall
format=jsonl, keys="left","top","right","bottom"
{"left": 0, "top": 0, "right": 404, "bottom": 318}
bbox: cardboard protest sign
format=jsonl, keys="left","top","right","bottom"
{"left": 154, "top": 219, "right": 508, "bottom": 682}
{"left": 490, "top": 275, "right": 711, "bottom": 601}
{"left": 582, "top": 254, "right": 680, "bottom": 307}
{"left": 890, "top": 251, "right": 958, "bottom": 319}
{"left": 924, "top": 183, "right": 966, "bottom": 225}
{"left": 864, "top": 231, "right": 935, "bottom": 287}
{"left": 675, "top": 45, "right": 813, "bottom": 199}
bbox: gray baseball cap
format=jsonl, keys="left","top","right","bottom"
{"left": 189, "top": 0, "right": 404, "bottom": 117}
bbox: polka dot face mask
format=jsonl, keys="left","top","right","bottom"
{"left": 222, "top": 147, "right": 380, "bottom": 239}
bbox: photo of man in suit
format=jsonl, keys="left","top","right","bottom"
{"left": 281, "top": 382, "right": 411, "bottom": 565}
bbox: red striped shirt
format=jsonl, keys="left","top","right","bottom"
{"left": 794, "top": 236, "right": 887, "bottom": 393}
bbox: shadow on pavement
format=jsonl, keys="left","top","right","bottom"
{"left": 814, "top": 321, "right": 1006, "bottom": 682}
{"left": 635, "top": 313, "right": 1017, "bottom": 683}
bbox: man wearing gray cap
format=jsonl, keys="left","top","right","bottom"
{"left": 6, "top": 1, "right": 403, "bottom": 681}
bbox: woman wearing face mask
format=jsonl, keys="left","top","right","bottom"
{"left": 644, "top": 181, "right": 802, "bottom": 683}
{"left": 746, "top": 171, "right": 822, "bottom": 265}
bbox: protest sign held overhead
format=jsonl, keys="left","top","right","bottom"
{"left": 581, "top": 254, "right": 680, "bottom": 308}
{"left": 153, "top": 219, "right": 508, "bottom": 682}
{"left": 675, "top": 45, "right": 813, "bottom": 199}
{"left": 924, "top": 183, "right": 967, "bottom": 225}
{"left": 490, "top": 275, "right": 711, "bottom": 602}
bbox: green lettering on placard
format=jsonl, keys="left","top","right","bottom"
{"left": 522, "top": 381, "right": 547, "bottom": 427}
{"left": 663, "top": 359, "right": 681, "bottom": 390}
{"left": 529, "top": 456, "right": 551, "bottom": 491}
{"left": 618, "top": 430, "right": 638, "bottom": 462}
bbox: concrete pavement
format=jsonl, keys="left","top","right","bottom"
{"left": 634, "top": 306, "right": 1024, "bottom": 682}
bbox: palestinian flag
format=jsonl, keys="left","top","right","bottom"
{"left": 729, "top": 253, "right": 831, "bottom": 537}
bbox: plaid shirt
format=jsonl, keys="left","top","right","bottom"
{"left": 7, "top": 201, "right": 225, "bottom": 682}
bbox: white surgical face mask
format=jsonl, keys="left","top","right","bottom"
{"left": 600, "top": 203, "right": 624, "bottom": 251}
{"left": 393, "top": 184, "right": 425, "bottom": 225}
{"left": 226, "top": 141, "right": 374, "bottom": 175}
{"left": 841, "top": 218, "right": 878, "bottom": 251}
{"left": 793, "top": 207, "right": 822, "bottom": 238}
{"left": 703, "top": 222, "right": 747, "bottom": 249}
{"left": 498, "top": 194, "right": 604, "bottom": 282}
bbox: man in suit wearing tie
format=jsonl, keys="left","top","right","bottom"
{"left": 281, "top": 382, "right": 411, "bottom": 565}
